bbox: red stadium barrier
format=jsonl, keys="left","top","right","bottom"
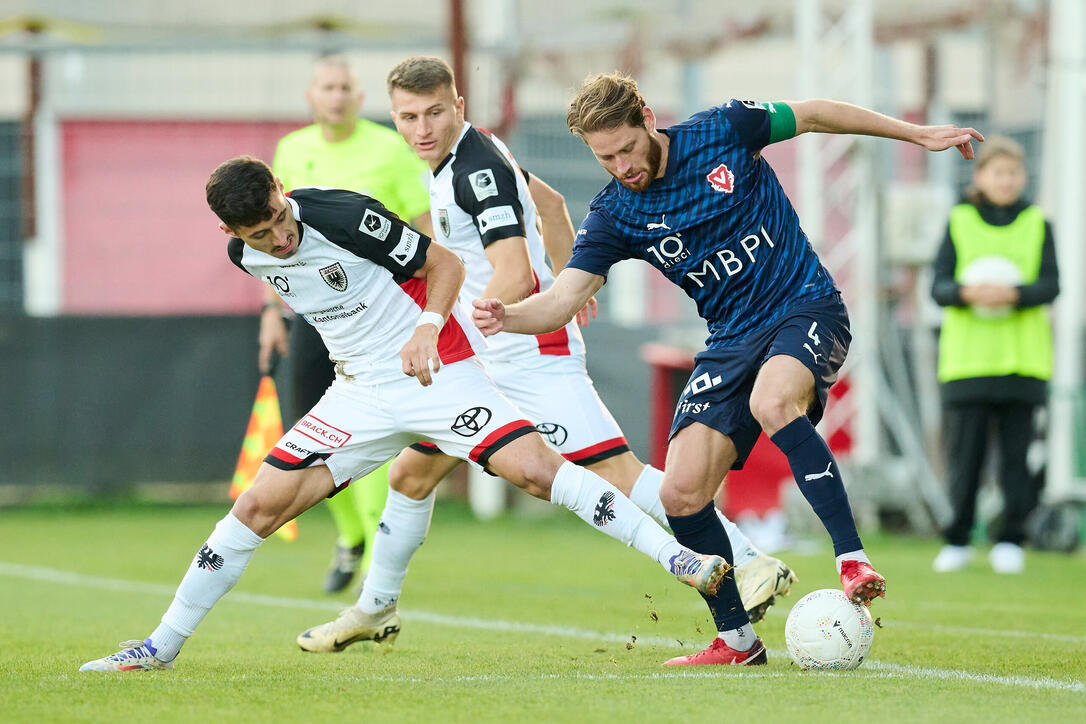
{"left": 60, "top": 119, "right": 304, "bottom": 315}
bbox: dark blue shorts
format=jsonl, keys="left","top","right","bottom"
{"left": 669, "top": 293, "right": 851, "bottom": 469}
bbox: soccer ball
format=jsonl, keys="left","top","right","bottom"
{"left": 959, "top": 255, "right": 1023, "bottom": 319}
{"left": 785, "top": 588, "right": 874, "bottom": 670}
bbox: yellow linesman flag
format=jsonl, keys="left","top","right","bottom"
{"left": 231, "top": 375, "right": 298, "bottom": 541}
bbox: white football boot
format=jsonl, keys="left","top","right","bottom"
{"left": 79, "top": 639, "right": 173, "bottom": 672}
{"left": 735, "top": 552, "right": 798, "bottom": 623}
{"left": 297, "top": 605, "right": 400, "bottom": 653}
{"left": 669, "top": 550, "right": 730, "bottom": 596}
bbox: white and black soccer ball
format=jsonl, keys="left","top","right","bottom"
{"left": 785, "top": 588, "right": 874, "bottom": 670}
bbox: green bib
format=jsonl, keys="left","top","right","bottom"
{"left": 937, "top": 204, "right": 1052, "bottom": 382}
{"left": 271, "top": 119, "right": 430, "bottom": 223}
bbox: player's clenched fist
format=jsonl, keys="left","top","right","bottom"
{"left": 400, "top": 325, "right": 441, "bottom": 386}
{"left": 472, "top": 298, "right": 505, "bottom": 336}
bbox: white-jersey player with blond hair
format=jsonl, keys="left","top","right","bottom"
{"left": 295, "top": 55, "right": 795, "bottom": 654}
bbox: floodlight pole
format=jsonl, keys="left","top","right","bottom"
{"left": 795, "top": 0, "right": 880, "bottom": 467}
{"left": 796, "top": 0, "right": 949, "bottom": 528}
{"left": 22, "top": 53, "right": 62, "bottom": 316}
{"left": 1042, "top": 0, "right": 1086, "bottom": 502}
{"left": 450, "top": 0, "right": 468, "bottom": 116}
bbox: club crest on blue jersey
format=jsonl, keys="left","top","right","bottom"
{"left": 706, "top": 163, "right": 734, "bottom": 193}
{"left": 320, "top": 262, "right": 349, "bottom": 292}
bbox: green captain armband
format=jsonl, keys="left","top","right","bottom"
{"left": 766, "top": 102, "right": 797, "bottom": 144}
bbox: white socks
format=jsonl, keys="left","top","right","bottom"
{"left": 719, "top": 623, "right": 757, "bottom": 651}
{"left": 151, "top": 513, "right": 264, "bottom": 662}
{"left": 628, "top": 465, "right": 759, "bottom": 567}
{"left": 549, "top": 461, "right": 683, "bottom": 571}
{"left": 357, "top": 489, "right": 436, "bottom": 614}
{"left": 835, "top": 549, "right": 871, "bottom": 573}
{"left": 625, "top": 464, "right": 670, "bottom": 523}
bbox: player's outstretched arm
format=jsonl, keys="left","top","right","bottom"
{"left": 789, "top": 99, "right": 984, "bottom": 159}
{"left": 473, "top": 267, "right": 603, "bottom": 337}
{"left": 400, "top": 242, "right": 466, "bottom": 387}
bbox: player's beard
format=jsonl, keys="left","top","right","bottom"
{"left": 617, "top": 135, "right": 662, "bottom": 192}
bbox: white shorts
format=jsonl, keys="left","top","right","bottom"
{"left": 411, "top": 355, "right": 628, "bottom": 465}
{"left": 264, "top": 358, "right": 535, "bottom": 494}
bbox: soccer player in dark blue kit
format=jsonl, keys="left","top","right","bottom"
{"left": 474, "top": 72, "right": 983, "bottom": 666}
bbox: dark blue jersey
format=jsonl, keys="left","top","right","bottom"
{"left": 568, "top": 100, "right": 838, "bottom": 348}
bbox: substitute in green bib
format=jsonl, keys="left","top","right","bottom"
{"left": 931, "top": 135, "right": 1059, "bottom": 575}
{"left": 261, "top": 55, "right": 432, "bottom": 593}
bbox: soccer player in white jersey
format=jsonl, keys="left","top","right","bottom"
{"left": 295, "top": 56, "right": 795, "bottom": 654}
{"left": 78, "top": 156, "right": 731, "bottom": 672}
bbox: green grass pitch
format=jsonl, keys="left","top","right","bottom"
{"left": 1, "top": 500, "right": 1083, "bottom": 723}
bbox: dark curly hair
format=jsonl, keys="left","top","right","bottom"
{"left": 206, "top": 156, "right": 277, "bottom": 230}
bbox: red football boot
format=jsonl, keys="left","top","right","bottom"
{"left": 663, "top": 637, "right": 767, "bottom": 666}
{"left": 840, "top": 560, "right": 886, "bottom": 605}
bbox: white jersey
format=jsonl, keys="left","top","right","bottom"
{"left": 429, "top": 122, "right": 585, "bottom": 365}
{"left": 229, "top": 187, "right": 484, "bottom": 384}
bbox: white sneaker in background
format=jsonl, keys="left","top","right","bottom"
{"left": 932, "top": 544, "right": 973, "bottom": 572}
{"left": 989, "top": 542, "right": 1025, "bottom": 574}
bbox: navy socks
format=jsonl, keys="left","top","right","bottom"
{"left": 667, "top": 502, "right": 750, "bottom": 632}
{"left": 771, "top": 416, "right": 862, "bottom": 556}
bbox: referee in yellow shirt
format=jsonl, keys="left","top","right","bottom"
{"left": 261, "top": 55, "right": 432, "bottom": 592}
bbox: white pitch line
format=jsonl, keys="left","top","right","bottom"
{"left": 1, "top": 561, "right": 1082, "bottom": 693}
{"left": 343, "top": 671, "right": 798, "bottom": 684}
{"left": 0, "top": 561, "right": 674, "bottom": 645}
{"left": 875, "top": 620, "right": 1086, "bottom": 645}
{"left": 323, "top": 669, "right": 1080, "bottom": 690}
{"left": 859, "top": 660, "right": 1085, "bottom": 692}
{"left": 761, "top": 596, "right": 1086, "bottom": 645}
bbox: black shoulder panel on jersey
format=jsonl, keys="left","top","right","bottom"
{"left": 227, "top": 237, "right": 250, "bottom": 275}
{"left": 289, "top": 187, "right": 431, "bottom": 283}
{"left": 720, "top": 99, "right": 773, "bottom": 150}
{"left": 449, "top": 128, "right": 526, "bottom": 249}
